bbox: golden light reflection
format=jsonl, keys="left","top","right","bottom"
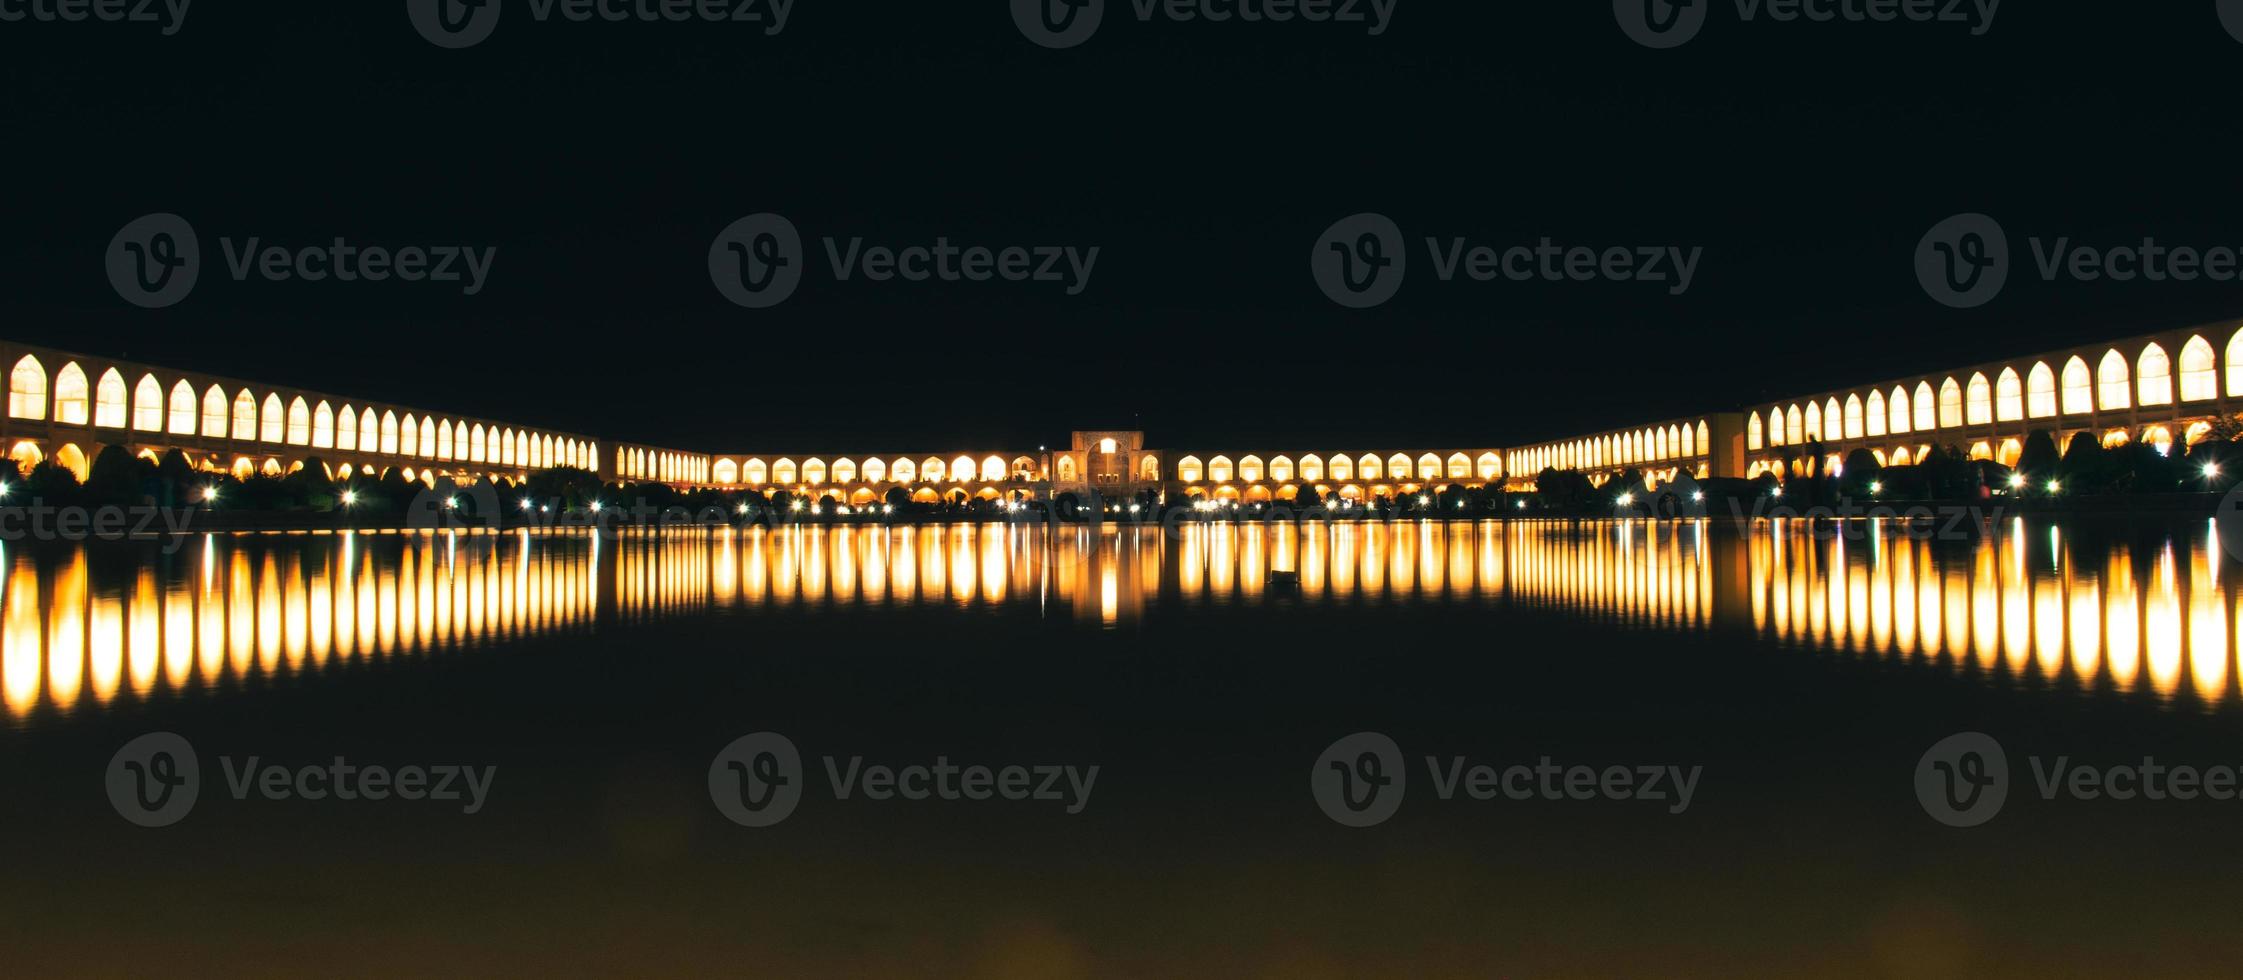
{"left": 3, "top": 518, "right": 2238, "bottom": 724}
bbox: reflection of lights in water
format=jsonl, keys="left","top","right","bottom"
{"left": 3, "top": 519, "right": 2240, "bottom": 723}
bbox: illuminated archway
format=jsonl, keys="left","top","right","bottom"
{"left": 1329, "top": 455, "right": 1353, "bottom": 480}
{"left": 1938, "top": 378, "right": 1963, "bottom": 428}
{"left": 1994, "top": 368, "right": 2021, "bottom": 422}
{"left": 2097, "top": 350, "right": 2131, "bottom": 410}
{"left": 1889, "top": 386, "right": 1912, "bottom": 434}
{"left": 1965, "top": 374, "right": 1992, "bottom": 425}
{"left": 2136, "top": 342, "right": 2173, "bottom": 406}
{"left": 168, "top": 380, "right": 196, "bottom": 434}
{"left": 7, "top": 356, "right": 47, "bottom": 420}
{"left": 1177, "top": 455, "right": 1203, "bottom": 482}
{"left": 1865, "top": 390, "right": 1886, "bottom": 437}
{"left": 2180, "top": 335, "right": 2217, "bottom": 401}
{"left": 2026, "top": 362, "right": 2055, "bottom": 418}
{"left": 260, "top": 393, "right": 285, "bottom": 443}
{"left": 9, "top": 441, "right": 43, "bottom": 471}
{"left": 54, "top": 362, "right": 89, "bottom": 425}
{"left": 231, "top": 390, "right": 258, "bottom": 440}
{"left": 92, "top": 368, "right": 127, "bottom": 428}
{"left": 130, "top": 373, "right": 162, "bottom": 431}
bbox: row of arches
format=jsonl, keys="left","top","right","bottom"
{"left": 4, "top": 354, "right": 593, "bottom": 472}
{"left": 1748, "top": 334, "right": 2234, "bottom": 451}
{"left": 711, "top": 454, "right": 1040, "bottom": 487}
{"left": 1510, "top": 420, "right": 1709, "bottom": 477}
{"left": 1173, "top": 452, "right": 1502, "bottom": 484}
{"left": 1744, "top": 423, "right": 2206, "bottom": 479}
{"left": 617, "top": 447, "right": 709, "bottom": 485}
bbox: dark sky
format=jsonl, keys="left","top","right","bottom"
{"left": 5, "top": 2, "right": 2241, "bottom": 454}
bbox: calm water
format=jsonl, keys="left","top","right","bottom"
{"left": 5, "top": 518, "right": 2242, "bottom": 977}
{"left": 8, "top": 519, "right": 2241, "bottom": 723}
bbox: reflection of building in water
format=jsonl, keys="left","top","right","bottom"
{"left": 5, "top": 521, "right": 2239, "bottom": 722}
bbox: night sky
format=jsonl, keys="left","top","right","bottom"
{"left": 5, "top": 2, "right": 2241, "bottom": 454}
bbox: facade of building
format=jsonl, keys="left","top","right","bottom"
{"left": 6, "top": 319, "right": 2240, "bottom": 498}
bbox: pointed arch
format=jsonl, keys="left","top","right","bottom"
{"left": 1911, "top": 382, "right": 1935, "bottom": 431}
{"left": 741, "top": 458, "right": 768, "bottom": 484}
{"left": 1208, "top": 455, "right": 1235, "bottom": 482}
{"left": 1388, "top": 453, "right": 1413, "bottom": 478}
{"left": 287, "top": 396, "right": 311, "bottom": 445}
{"left": 8, "top": 355, "right": 46, "bottom": 420}
{"left": 1804, "top": 401, "right": 1823, "bottom": 441}
{"left": 1963, "top": 373, "right": 1991, "bottom": 425}
{"left": 2136, "top": 342, "right": 2172, "bottom": 406}
{"left": 861, "top": 457, "right": 887, "bottom": 483}
{"left": 92, "top": 368, "right": 128, "bottom": 427}
{"left": 1887, "top": 386, "right": 1911, "bottom": 435}
{"left": 231, "top": 389, "right": 258, "bottom": 440}
{"left": 890, "top": 457, "right": 916, "bottom": 483}
{"left": 1785, "top": 405, "right": 1804, "bottom": 444}
{"left": 168, "top": 380, "right": 197, "bottom": 434}
{"left": 2026, "top": 362, "right": 2056, "bottom": 418}
{"left": 131, "top": 374, "right": 163, "bottom": 431}
{"left": 434, "top": 419, "right": 452, "bottom": 458}
{"left": 2180, "top": 334, "right": 2217, "bottom": 401}
{"left": 1238, "top": 455, "right": 1264, "bottom": 482}
{"left": 1270, "top": 455, "right": 1296, "bottom": 482}
{"left": 801, "top": 458, "right": 826, "bottom": 484}
{"left": 1748, "top": 412, "right": 1765, "bottom": 450}
{"left": 1446, "top": 452, "right": 1470, "bottom": 479}
{"left": 2060, "top": 356, "right": 2091, "bottom": 414}
{"left": 312, "top": 401, "right": 335, "bottom": 448}
{"left": 1328, "top": 454, "right": 1353, "bottom": 481}
{"left": 1864, "top": 390, "right": 1886, "bottom": 437}
{"left": 467, "top": 423, "right": 485, "bottom": 462}
{"left": 423, "top": 418, "right": 439, "bottom": 459}
{"left": 1938, "top": 378, "right": 1963, "bottom": 428}
{"left": 773, "top": 458, "right": 798, "bottom": 484}
{"left": 1994, "top": 368, "right": 2022, "bottom": 421}
{"left": 2097, "top": 349, "right": 2131, "bottom": 410}
{"left": 260, "top": 393, "right": 284, "bottom": 442}
{"left": 54, "top": 362, "right": 90, "bottom": 425}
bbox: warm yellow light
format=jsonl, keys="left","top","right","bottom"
{"left": 340, "top": 490, "right": 358, "bottom": 506}
{"left": 203, "top": 486, "right": 221, "bottom": 502}
{"left": 2007, "top": 473, "right": 2026, "bottom": 489}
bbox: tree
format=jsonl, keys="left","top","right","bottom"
{"left": 85, "top": 445, "right": 142, "bottom": 506}
{"left": 1837, "top": 448, "right": 1882, "bottom": 498}
{"left": 2014, "top": 430, "right": 2060, "bottom": 482}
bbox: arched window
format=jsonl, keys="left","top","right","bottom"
{"left": 920, "top": 457, "right": 945, "bottom": 482}
{"left": 861, "top": 458, "right": 887, "bottom": 483}
{"left": 1785, "top": 405, "right": 1803, "bottom": 444}
{"left": 231, "top": 390, "right": 258, "bottom": 440}
{"left": 54, "top": 362, "right": 90, "bottom": 425}
{"left": 1270, "top": 456, "right": 1294, "bottom": 482}
{"left": 1389, "top": 453, "right": 1414, "bottom": 478}
{"left": 314, "top": 402, "right": 335, "bottom": 448}
{"left": 360, "top": 409, "right": 379, "bottom": 449}
{"left": 1889, "top": 386, "right": 1911, "bottom": 435}
{"left": 168, "top": 380, "right": 196, "bottom": 434}
{"left": 714, "top": 459, "right": 738, "bottom": 484}
{"left": 2180, "top": 335, "right": 2217, "bottom": 401}
{"left": 1418, "top": 453, "right": 1443, "bottom": 478}
{"left": 1912, "top": 382, "right": 1936, "bottom": 431}
{"left": 802, "top": 458, "right": 826, "bottom": 484}
{"left": 260, "top": 394, "right": 284, "bottom": 443}
{"left": 948, "top": 455, "right": 973, "bottom": 482}
{"left": 1995, "top": 368, "right": 2023, "bottom": 421}
{"left": 1057, "top": 456, "right": 1078, "bottom": 481}
{"left": 1208, "top": 455, "right": 1234, "bottom": 482}
{"left": 1298, "top": 455, "right": 1322, "bottom": 481}
{"left": 831, "top": 458, "right": 857, "bottom": 483}
{"left": 1696, "top": 421, "right": 1709, "bottom": 456}
{"left": 1748, "top": 412, "right": 1765, "bottom": 450}
{"left": 2061, "top": 356, "right": 2092, "bottom": 414}
{"left": 2137, "top": 342, "right": 2173, "bottom": 406}
{"left": 2228, "top": 327, "right": 2243, "bottom": 397}
{"left": 979, "top": 456, "right": 1004, "bottom": 482}
{"left": 8, "top": 355, "right": 47, "bottom": 420}
{"left": 1328, "top": 455, "right": 1352, "bottom": 481}
{"left": 1865, "top": 390, "right": 1886, "bottom": 437}
{"left": 1177, "top": 455, "right": 1203, "bottom": 482}
{"left": 381, "top": 412, "right": 401, "bottom": 455}
{"left": 131, "top": 374, "right": 163, "bottom": 431}
{"left": 1966, "top": 373, "right": 1992, "bottom": 425}
{"left": 1476, "top": 452, "right": 1501, "bottom": 480}
{"left": 891, "top": 458, "right": 916, "bottom": 483}
{"left": 201, "top": 386, "right": 228, "bottom": 436}
{"left": 423, "top": 418, "right": 439, "bottom": 458}
{"left": 2097, "top": 349, "right": 2131, "bottom": 410}
{"left": 288, "top": 397, "right": 311, "bottom": 445}
{"left": 773, "top": 458, "right": 798, "bottom": 483}
{"left": 1842, "top": 395, "right": 1864, "bottom": 439}
{"left": 742, "top": 458, "right": 768, "bottom": 484}
{"left": 93, "top": 368, "right": 127, "bottom": 427}
{"left": 1938, "top": 378, "right": 1963, "bottom": 428}
{"left": 1804, "top": 401, "right": 1823, "bottom": 441}
{"left": 434, "top": 419, "right": 452, "bottom": 458}
{"left": 1763, "top": 408, "right": 1782, "bottom": 447}
{"left": 335, "top": 404, "right": 358, "bottom": 451}
{"left": 2025, "top": 362, "right": 2056, "bottom": 418}
{"left": 1447, "top": 452, "right": 1470, "bottom": 478}
{"left": 401, "top": 415, "right": 423, "bottom": 457}
{"left": 1358, "top": 454, "right": 1382, "bottom": 479}
{"left": 1238, "top": 455, "right": 1264, "bottom": 482}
